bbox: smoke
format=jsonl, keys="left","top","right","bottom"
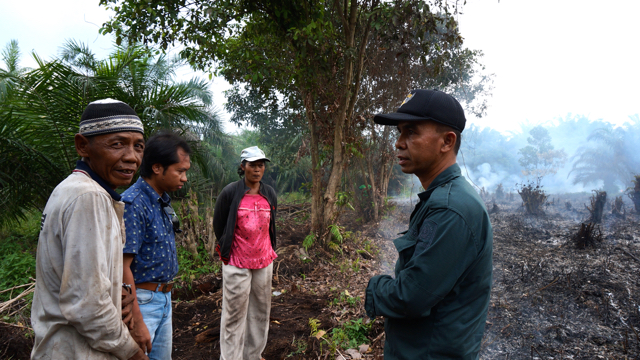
{"left": 457, "top": 115, "right": 640, "bottom": 196}
{"left": 462, "top": 162, "right": 522, "bottom": 192}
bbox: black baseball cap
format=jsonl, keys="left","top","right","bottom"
{"left": 373, "top": 89, "right": 466, "bottom": 132}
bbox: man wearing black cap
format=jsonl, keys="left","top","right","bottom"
{"left": 31, "top": 99, "right": 148, "bottom": 360}
{"left": 365, "top": 90, "right": 493, "bottom": 359}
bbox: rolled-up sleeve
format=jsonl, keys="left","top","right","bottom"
{"left": 366, "top": 210, "right": 478, "bottom": 319}
{"left": 59, "top": 192, "right": 139, "bottom": 359}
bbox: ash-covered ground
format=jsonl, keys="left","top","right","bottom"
{"left": 476, "top": 193, "right": 640, "bottom": 359}
{"left": 369, "top": 192, "right": 640, "bottom": 359}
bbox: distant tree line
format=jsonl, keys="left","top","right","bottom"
{"left": 460, "top": 114, "right": 640, "bottom": 194}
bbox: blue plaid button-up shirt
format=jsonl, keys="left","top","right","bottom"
{"left": 122, "top": 177, "right": 179, "bottom": 283}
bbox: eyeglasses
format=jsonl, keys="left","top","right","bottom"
{"left": 159, "top": 200, "right": 182, "bottom": 234}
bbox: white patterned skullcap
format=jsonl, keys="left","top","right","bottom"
{"left": 79, "top": 98, "right": 144, "bottom": 136}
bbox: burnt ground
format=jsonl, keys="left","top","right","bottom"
{"left": 482, "top": 195, "right": 640, "bottom": 359}
{"left": 3, "top": 193, "right": 640, "bottom": 359}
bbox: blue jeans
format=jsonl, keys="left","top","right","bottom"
{"left": 137, "top": 288, "right": 172, "bottom": 360}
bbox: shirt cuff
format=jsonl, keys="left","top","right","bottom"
{"left": 111, "top": 324, "right": 141, "bottom": 360}
{"left": 365, "top": 275, "right": 382, "bottom": 319}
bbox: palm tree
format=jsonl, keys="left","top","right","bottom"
{"left": 0, "top": 40, "right": 28, "bottom": 101}
{"left": 0, "top": 40, "right": 234, "bottom": 226}
{"left": 570, "top": 123, "right": 638, "bottom": 193}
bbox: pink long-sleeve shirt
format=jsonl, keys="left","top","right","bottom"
{"left": 228, "top": 194, "right": 277, "bottom": 269}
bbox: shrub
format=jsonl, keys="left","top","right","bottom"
{"left": 517, "top": 179, "right": 548, "bottom": 215}
{"left": 612, "top": 196, "right": 625, "bottom": 218}
{"left": 628, "top": 175, "right": 640, "bottom": 213}
{"left": 586, "top": 190, "right": 607, "bottom": 223}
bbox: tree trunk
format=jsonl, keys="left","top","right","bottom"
{"left": 180, "top": 190, "right": 199, "bottom": 256}
{"left": 304, "top": 90, "right": 324, "bottom": 236}
{"left": 322, "top": 104, "right": 348, "bottom": 239}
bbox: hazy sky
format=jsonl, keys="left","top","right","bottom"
{"left": 1, "top": 0, "right": 639, "bottom": 134}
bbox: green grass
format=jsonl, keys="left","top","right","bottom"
{"left": 278, "top": 190, "right": 310, "bottom": 204}
{"left": 0, "top": 210, "right": 40, "bottom": 302}
{"left": 176, "top": 244, "right": 221, "bottom": 287}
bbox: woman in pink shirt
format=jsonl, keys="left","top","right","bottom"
{"left": 213, "top": 146, "right": 278, "bottom": 360}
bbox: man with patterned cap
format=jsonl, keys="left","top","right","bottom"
{"left": 31, "top": 99, "right": 148, "bottom": 360}
{"left": 364, "top": 89, "right": 493, "bottom": 359}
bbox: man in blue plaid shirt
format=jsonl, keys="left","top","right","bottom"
{"left": 122, "top": 132, "right": 191, "bottom": 360}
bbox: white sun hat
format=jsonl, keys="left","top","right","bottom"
{"left": 240, "top": 146, "right": 270, "bottom": 163}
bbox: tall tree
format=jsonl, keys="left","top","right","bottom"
{"left": 0, "top": 40, "right": 28, "bottom": 101}
{"left": 570, "top": 119, "right": 640, "bottom": 193}
{"left": 101, "top": 0, "right": 481, "bottom": 241}
{"left": 518, "top": 125, "right": 566, "bottom": 179}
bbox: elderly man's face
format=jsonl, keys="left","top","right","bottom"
{"left": 75, "top": 131, "right": 145, "bottom": 189}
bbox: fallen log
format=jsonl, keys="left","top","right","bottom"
{"left": 195, "top": 325, "right": 221, "bottom": 343}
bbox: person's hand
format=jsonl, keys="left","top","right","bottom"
{"left": 128, "top": 348, "right": 149, "bottom": 360}
{"left": 130, "top": 316, "right": 152, "bottom": 354}
{"left": 121, "top": 287, "right": 135, "bottom": 329}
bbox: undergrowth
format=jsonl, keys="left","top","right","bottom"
{"left": 176, "top": 244, "right": 220, "bottom": 288}
{"left": 308, "top": 317, "right": 372, "bottom": 354}
{"left": 0, "top": 210, "right": 40, "bottom": 303}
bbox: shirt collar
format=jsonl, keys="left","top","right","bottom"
{"left": 137, "top": 177, "right": 171, "bottom": 206}
{"left": 417, "top": 163, "right": 462, "bottom": 202}
{"left": 74, "top": 160, "right": 122, "bottom": 201}
{"left": 241, "top": 178, "right": 263, "bottom": 193}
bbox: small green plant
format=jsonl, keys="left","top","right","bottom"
{"left": 308, "top": 316, "right": 371, "bottom": 355}
{"left": 338, "top": 260, "right": 350, "bottom": 273}
{"left": 361, "top": 240, "right": 377, "bottom": 255}
{"left": 286, "top": 337, "right": 308, "bottom": 357}
{"left": 336, "top": 191, "right": 355, "bottom": 211}
{"left": 327, "top": 224, "right": 344, "bottom": 254}
{"left": 336, "top": 318, "right": 372, "bottom": 349}
{"left": 329, "top": 224, "right": 343, "bottom": 243}
{"left": 351, "top": 258, "right": 361, "bottom": 273}
{"left": 330, "top": 290, "right": 360, "bottom": 308}
{"left": 308, "top": 318, "right": 321, "bottom": 336}
{"left": 302, "top": 232, "right": 315, "bottom": 251}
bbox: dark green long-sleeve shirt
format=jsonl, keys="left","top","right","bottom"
{"left": 365, "top": 164, "right": 493, "bottom": 359}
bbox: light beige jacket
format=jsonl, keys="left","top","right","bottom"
{"left": 31, "top": 171, "right": 139, "bottom": 360}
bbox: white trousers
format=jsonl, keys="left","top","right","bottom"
{"left": 220, "top": 263, "right": 273, "bottom": 360}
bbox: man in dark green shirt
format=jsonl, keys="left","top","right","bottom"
{"left": 365, "top": 89, "right": 493, "bottom": 359}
